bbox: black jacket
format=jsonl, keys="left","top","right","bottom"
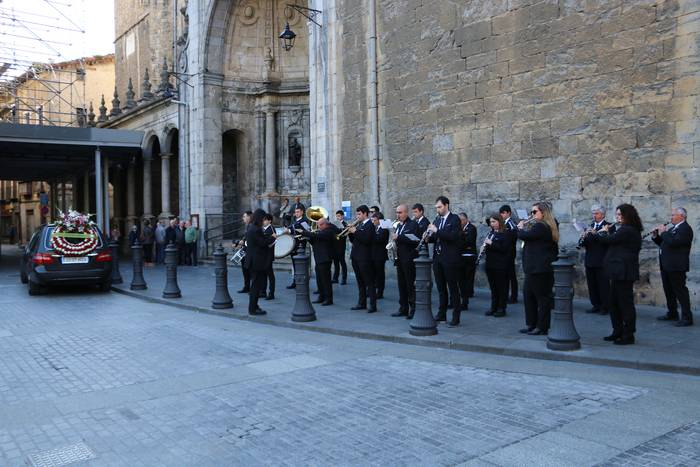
{"left": 484, "top": 230, "right": 510, "bottom": 270}
{"left": 517, "top": 221, "right": 557, "bottom": 274}
{"left": 460, "top": 223, "right": 477, "bottom": 256}
{"left": 395, "top": 219, "right": 419, "bottom": 262}
{"left": 599, "top": 224, "right": 642, "bottom": 281}
{"left": 245, "top": 224, "right": 276, "bottom": 272}
{"left": 165, "top": 226, "right": 176, "bottom": 245}
{"left": 582, "top": 220, "right": 614, "bottom": 268}
{"left": 290, "top": 215, "right": 310, "bottom": 253}
{"left": 301, "top": 224, "right": 339, "bottom": 264}
{"left": 263, "top": 225, "right": 275, "bottom": 267}
{"left": 349, "top": 219, "right": 373, "bottom": 262}
{"left": 652, "top": 221, "right": 693, "bottom": 272}
{"left": 415, "top": 216, "right": 430, "bottom": 238}
{"left": 372, "top": 226, "right": 389, "bottom": 262}
{"left": 504, "top": 218, "right": 518, "bottom": 259}
{"left": 429, "top": 212, "right": 462, "bottom": 265}
{"left": 333, "top": 220, "right": 348, "bottom": 259}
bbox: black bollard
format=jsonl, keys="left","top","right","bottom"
{"left": 291, "top": 245, "right": 316, "bottom": 322}
{"left": 547, "top": 248, "right": 581, "bottom": 351}
{"left": 109, "top": 239, "right": 123, "bottom": 284}
{"left": 130, "top": 239, "right": 147, "bottom": 290}
{"left": 410, "top": 243, "right": 438, "bottom": 336}
{"left": 162, "top": 242, "right": 181, "bottom": 298}
{"left": 211, "top": 244, "right": 233, "bottom": 309}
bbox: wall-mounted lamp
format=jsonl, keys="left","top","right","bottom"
{"left": 279, "top": 4, "right": 322, "bottom": 52}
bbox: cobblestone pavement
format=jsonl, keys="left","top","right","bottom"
{"left": 2, "top": 251, "right": 700, "bottom": 466}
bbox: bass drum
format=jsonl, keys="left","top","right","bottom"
{"left": 274, "top": 233, "right": 297, "bottom": 259}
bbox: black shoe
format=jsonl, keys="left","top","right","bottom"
{"left": 377, "top": 293, "right": 384, "bottom": 299}
{"left": 259, "top": 292, "right": 267, "bottom": 298}
{"left": 675, "top": 320, "right": 693, "bottom": 327}
{"left": 367, "top": 308, "right": 378, "bottom": 313}
{"left": 331, "top": 279, "right": 339, "bottom": 284}
{"left": 249, "top": 309, "right": 267, "bottom": 316}
{"left": 508, "top": 298, "right": 518, "bottom": 304}
{"left": 321, "top": 301, "right": 333, "bottom": 306}
{"left": 519, "top": 327, "right": 535, "bottom": 334}
{"left": 484, "top": 309, "right": 495, "bottom": 316}
{"left": 237, "top": 288, "right": 249, "bottom": 294}
{"left": 435, "top": 312, "right": 447, "bottom": 322}
{"left": 351, "top": 305, "right": 366, "bottom": 311}
{"left": 603, "top": 334, "right": 621, "bottom": 341}
{"left": 340, "top": 279, "right": 347, "bottom": 285}
{"left": 265, "top": 293, "right": 275, "bottom": 300}
{"left": 286, "top": 283, "right": 296, "bottom": 289}
{"left": 447, "top": 303, "right": 454, "bottom": 310}
{"left": 391, "top": 310, "right": 407, "bottom": 317}
{"left": 407, "top": 310, "right": 415, "bottom": 319}
{"left": 586, "top": 307, "right": 600, "bottom": 314}
{"left": 527, "top": 328, "right": 547, "bottom": 335}
{"left": 598, "top": 309, "right": 609, "bottom": 315}
{"left": 657, "top": 314, "right": 679, "bottom": 321}
{"left": 447, "top": 320, "right": 460, "bottom": 328}
{"left": 614, "top": 335, "right": 635, "bottom": 345}
{"left": 312, "top": 299, "right": 324, "bottom": 304}
{"left": 313, "top": 290, "right": 320, "bottom": 295}
{"left": 493, "top": 310, "right": 506, "bottom": 317}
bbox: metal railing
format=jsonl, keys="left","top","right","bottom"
{"left": 203, "top": 216, "right": 243, "bottom": 257}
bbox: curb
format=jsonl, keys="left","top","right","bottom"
{"left": 112, "top": 286, "right": 700, "bottom": 377}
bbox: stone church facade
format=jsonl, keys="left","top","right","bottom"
{"left": 107, "top": 0, "right": 700, "bottom": 305}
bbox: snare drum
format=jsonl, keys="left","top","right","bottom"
{"left": 274, "top": 233, "right": 297, "bottom": 259}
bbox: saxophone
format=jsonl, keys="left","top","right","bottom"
{"left": 385, "top": 220, "right": 400, "bottom": 262}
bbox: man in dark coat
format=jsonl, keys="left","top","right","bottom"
{"left": 392, "top": 204, "right": 419, "bottom": 318}
{"left": 332, "top": 210, "right": 348, "bottom": 284}
{"left": 412, "top": 203, "right": 430, "bottom": 238}
{"left": 285, "top": 203, "right": 310, "bottom": 289}
{"left": 349, "top": 205, "right": 377, "bottom": 312}
{"left": 371, "top": 212, "right": 389, "bottom": 299}
{"left": 299, "top": 218, "right": 339, "bottom": 305}
{"left": 499, "top": 205, "right": 519, "bottom": 303}
{"left": 262, "top": 213, "right": 276, "bottom": 300}
{"left": 246, "top": 209, "right": 276, "bottom": 316}
{"left": 580, "top": 204, "right": 614, "bottom": 315}
{"left": 458, "top": 213, "right": 477, "bottom": 307}
{"left": 653, "top": 207, "right": 694, "bottom": 326}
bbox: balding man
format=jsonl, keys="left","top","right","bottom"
{"left": 653, "top": 207, "right": 694, "bottom": 326}
{"left": 391, "top": 204, "right": 419, "bottom": 318}
{"left": 580, "top": 204, "right": 614, "bottom": 315}
{"left": 299, "top": 217, "right": 340, "bottom": 306}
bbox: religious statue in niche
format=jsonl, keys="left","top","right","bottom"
{"left": 288, "top": 136, "right": 302, "bottom": 173}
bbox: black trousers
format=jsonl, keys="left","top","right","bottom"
{"left": 609, "top": 280, "right": 636, "bottom": 337}
{"left": 486, "top": 268, "right": 508, "bottom": 312}
{"left": 458, "top": 256, "right": 476, "bottom": 306}
{"left": 585, "top": 266, "right": 609, "bottom": 311}
{"left": 315, "top": 261, "right": 333, "bottom": 303}
{"left": 507, "top": 257, "right": 518, "bottom": 301}
{"left": 261, "top": 264, "right": 274, "bottom": 295}
{"left": 333, "top": 254, "right": 347, "bottom": 281}
{"left": 177, "top": 243, "right": 186, "bottom": 265}
{"left": 248, "top": 270, "right": 266, "bottom": 314}
{"left": 352, "top": 258, "right": 376, "bottom": 308}
{"left": 242, "top": 266, "right": 251, "bottom": 290}
{"left": 661, "top": 269, "right": 692, "bottom": 321}
{"left": 523, "top": 272, "right": 553, "bottom": 331}
{"left": 373, "top": 260, "right": 386, "bottom": 295}
{"left": 143, "top": 243, "right": 153, "bottom": 263}
{"left": 433, "top": 260, "right": 461, "bottom": 316}
{"left": 396, "top": 259, "right": 416, "bottom": 313}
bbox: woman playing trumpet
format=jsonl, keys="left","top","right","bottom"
{"left": 516, "top": 202, "right": 559, "bottom": 335}
{"left": 483, "top": 214, "right": 510, "bottom": 318}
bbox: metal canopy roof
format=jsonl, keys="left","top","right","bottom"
{"left": 0, "top": 123, "right": 144, "bottom": 181}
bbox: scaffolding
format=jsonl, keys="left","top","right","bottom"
{"left": 0, "top": 0, "right": 88, "bottom": 127}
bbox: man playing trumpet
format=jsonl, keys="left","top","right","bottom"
{"left": 391, "top": 204, "right": 419, "bottom": 318}
{"left": 580, "top": 204, "right": 614, "bottom": 315}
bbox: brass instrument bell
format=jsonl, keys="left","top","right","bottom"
{"left": 306, "top": 206, "right": 329, "bottom": 231}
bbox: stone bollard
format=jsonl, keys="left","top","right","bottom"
{"left": 130, "top": 239, "right": 147, "bottom": 290}
{"left": 211, "top": 244, "right": 233, "bottom": 309}
{"left": 547, "top": 248, "right": 581, "bottom": 351}
{"left": 109, "top": 239, "right": 123, "bottom": 284}
{"left": 291, "top": 244, "right": 316, "bottom": 322}
{"left": 410, "top": 243, "right": 438, "bottom": 336}
{"left": 162, "top": 242, "right": 181, "bottom": 298}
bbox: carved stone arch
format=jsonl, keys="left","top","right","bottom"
{"left": 162, "top": 124, "right": 179, "bottom": 150}
{"left": 142, "top": 132, "right": 160, "bottom": 161}
{"left": 203, "top": 0, "right": 237, "bottom": 74}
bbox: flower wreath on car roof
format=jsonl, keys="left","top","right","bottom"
{"left": 50, "top": 210, "right": 99, "bottom": 256}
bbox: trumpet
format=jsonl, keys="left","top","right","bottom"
{"left": 336, "top": 218, "right": 361, "bottom": 239}
{"left": 475, "top": 232, "right": 494, "bottom": 266}
{"left": 415, "top": 225, "right": 434, "bottom": 251}
{"left": 642, "top": 222, "right": 671, "bottom": 239}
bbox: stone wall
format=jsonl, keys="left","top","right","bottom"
{"left": 331, "top": 0, "right": 700, "bottom": 305}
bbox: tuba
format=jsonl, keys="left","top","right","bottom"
{"left": 306, "top": 206, "right": 329, "bottom": 231}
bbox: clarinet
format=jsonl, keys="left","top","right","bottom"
{"left": 475, "top": 232, "right": 494, "bottom": 266}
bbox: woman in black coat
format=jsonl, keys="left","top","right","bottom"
{"left": 483, "top": 214, "right": 510, "bottom": 317}
{"left": 597, "top": 204, "right": 643, "bottom": 345}
{"left": 246, "top": 209, "right": 276, "bottom": 316}
{"left": 516, "top": 202, "right": 559, "bottom": 335}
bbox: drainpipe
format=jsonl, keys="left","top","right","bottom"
{"left": 367, "top": 0, "right": 380, "bottom": 205}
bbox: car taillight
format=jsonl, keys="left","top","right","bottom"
{"left": 32, "top": 253, "right": 54, "bottom": 265}
{"left": 95, "top": 251, "right": 112, "bottom": 262}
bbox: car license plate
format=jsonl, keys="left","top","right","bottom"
{"left": 61, "top": 256, "right": 89, "bottom": 264}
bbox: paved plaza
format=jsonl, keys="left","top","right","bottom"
{"left": 2, "top": 250, "right": 700, "bottom": 466}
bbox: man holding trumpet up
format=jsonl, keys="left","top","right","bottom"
{"left": 579, "top": 204, "right": 614, "bottom": 316}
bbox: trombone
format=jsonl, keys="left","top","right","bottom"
{"left": 336, "top": 218, "right": 361, "bottom": 239}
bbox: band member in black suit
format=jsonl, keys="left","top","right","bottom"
{"left": 285, "top": 204, "right": 310, "bottom": 289}
{"left": 370, "top": 205, "right": 380, "bottom": 217}
{"left": 332, "top": 210, "right": 348, "bottom": 284}
{"left": 426, "top": 196, "right": 463, "bottom": 327}
{"left": 412, "top": 203, "right": 430, "bottom": 238}
{"left": 236, "top": 211, "right": 253, "bottom": 293}
{"left": 457, "top": 213, "right": 477, "bottom": 307}
{"left": 299, "top": 217, "right": 339, "bottom": 306}
{"left": 261, "top": 213, "right": 276, "bottom": 300}
{"left": 499, "top": 205, "right": 519, "bottom": 303}
{"left": 349, "top": 205, "right": 377, "bottom": 312}
{"left": 371, "top": 212, "right": 389, "bottom": 299}
{"left": 653, "top": 207, "right": 694, "bottom": 326}
{"left": 598, "top": 204, "right": 643, "bottom": 345}
{"left": 580, "top": 204, "right": 614, "bottom": 315}
{"left": 517, "top": 202, "right": 559, "bottom": 335}
{"left": 391, "top": 204, "right": 419, "bottom": 318}
{"left": 246, "top": 209, "right": 276, "bottom": 316}
{"left": 483, "top": 214, "right": 510, "bottom": 317}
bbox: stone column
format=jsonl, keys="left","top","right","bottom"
{"left": 126, "top": 158, "right": 137, "bottom": 229}
{"left": 143, "top": 154, "right": 153, "bottom": 219}
{"left": 265, "top": 109, "right": 276, "bottom": 194}
{"left": 160, "top": 152, "right": 172, "bottom": 219}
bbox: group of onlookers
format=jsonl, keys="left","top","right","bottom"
{"left": 113, "top": 217, "right": 199, "bottom": 266}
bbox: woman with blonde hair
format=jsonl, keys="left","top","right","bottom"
{"left": 516, "top": 202, "right": 559, "bottom": 335}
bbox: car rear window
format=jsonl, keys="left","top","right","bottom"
{"left": 43, "top": 226, "right": 104, "bottom": 252}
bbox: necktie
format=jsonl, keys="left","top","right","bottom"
{"left": 439, "top": 217, "right": 445, "bottom": 230}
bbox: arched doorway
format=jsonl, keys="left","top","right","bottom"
{"left": 222, "top": 129, "right": 244, "bottom": 235}
{"left": 144, "top": 135, "right": 162, "bottom": 218}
